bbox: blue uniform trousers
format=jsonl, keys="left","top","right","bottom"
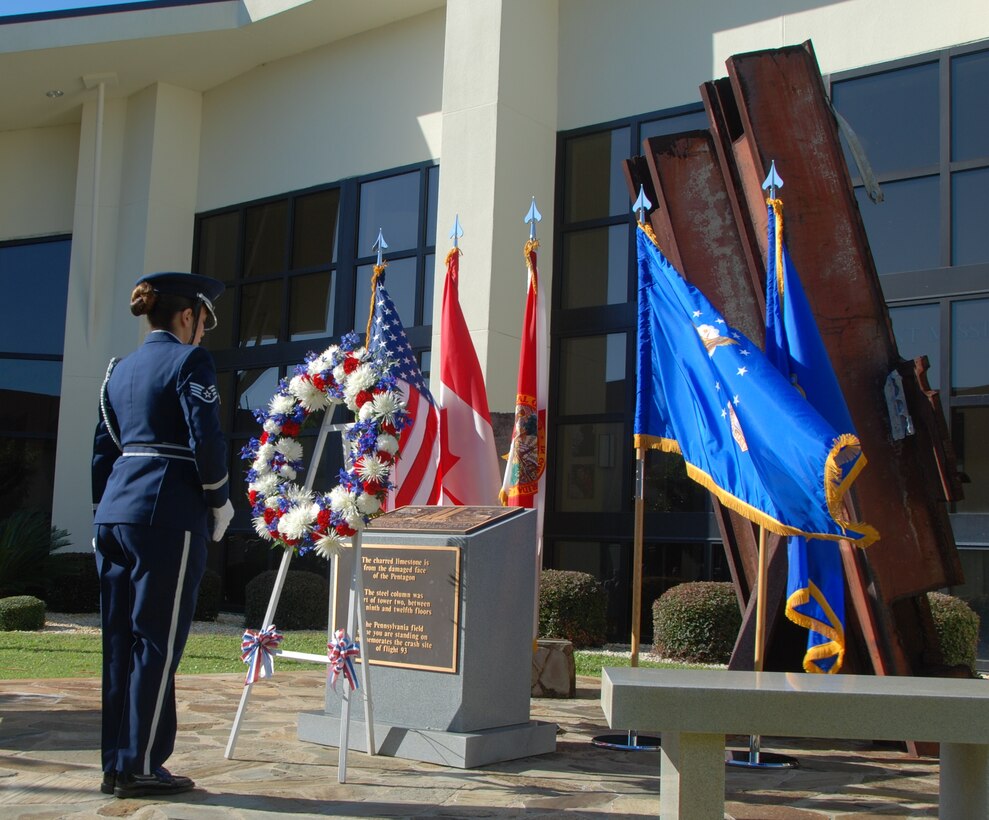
{"left": 94, "top": 524, "right": 206, "bottom": 776}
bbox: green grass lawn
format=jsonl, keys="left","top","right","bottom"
{"left": 1, "top": 630, "right": 716, "bottom": 680}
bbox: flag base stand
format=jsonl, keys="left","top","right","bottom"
{"left": 591, "top": 730, "right": 661, "bottom": 751}
{"left": 725, "top": 735, "right": 798, "bottom": 769}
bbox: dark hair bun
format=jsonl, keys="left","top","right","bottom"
{"left": 130, "top": 281, "right": 158, "bottom": 316}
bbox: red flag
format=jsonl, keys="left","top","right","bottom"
{"left": 500, "top": 239, "right": 547, "bottom": 531}
{"left": 437, "top": 248, "right": 501, "bottom": 505}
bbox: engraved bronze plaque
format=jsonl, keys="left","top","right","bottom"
{"left": 367, "top": 505, "right": 522, "bottom": 535}
{"left": 332, "top": 543, "right": 461, "bottom": 673}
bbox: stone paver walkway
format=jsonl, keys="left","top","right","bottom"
{"left": 0, "top": 672, "right": 940, "bottom": 818}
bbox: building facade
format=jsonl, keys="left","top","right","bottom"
{"left": 1, "top": 0, "right": 986, "bottom": 658}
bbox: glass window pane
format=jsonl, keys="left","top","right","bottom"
{"left": 426, "top": 166, "right": 439, "bottom": 248}
{"left": 196, "top": 212, "right": 239, "bottom": 283}
{"left": 950, "top": 548, "right": 989, "bottom": 664}
{"left": 639, "top": 110, "right": 709, "bottom": 142}
{"left": 856, "top": 177, "right": 939, "bottom": 274}
{"left": 0, "top": 437, "right": 56, "bottom": 517}
{"left": 952, "top": 407, "right": 989, "bottom": 513}
{"left": 239, "top": 280, "right": 282, "bottom": 347}
{"left": 201, "top": 287, "right": 235, "bottom": 352}
{"left": 234, "top": 367, "right": 281, "bottom": 434}
{"left": 832, "top": 62, "right": 939, "bottom": 176}
{"left": 355, "top": 258, "right": 417, "bottom": 332}
{"left": 358, "top": 172, "right": 421, "bottom": 254}
{"left": 555, "top": 422, "right": 625, "bottom": 513}
{"left": 561, "top": 225, "right": 629, "bottom": 308}
{"left": 0, "top": 360, "right": 61, "bottom": 432}
{"left": 293, "top": 189, "right": 340, "bottom": 269}
{"left": 952, "top": 167, "right": 989, "bottom": 266}
{"left": 290, "top": 271, "right": 335, "bottom": 341}
{"left": 951, "top": 49, "right": 989, "bottom": 163}
{"left": 0, "top": 239, "right": 70, "bottom": 354}
{"left": 419, "top": 350, "right": 432, "bottom": 394}
{"left": 643, "top": 448, "right": 709, "bottom": 513}
{"left": 244, "top": 200, "right": 288, "bottom": 278}
{"left": 559, "top": 334, "right": 626, "bottom": 415}
{"left": 564, "top": 127, "right": 631, "bottom": 222}
{"left": 951, "top": 298, "right": 989, "bottom": 396}
{"left": 889, "top": 303, "right": 940, "bottom": 389}
{"left": 423, "top": 253, "right": 435, "bottom": 326}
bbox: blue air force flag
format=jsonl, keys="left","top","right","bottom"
{"left": 766, "top": 198, "right": 875, "bottom": 672}
{"left": 634, "top": 223, "right": 878, "bottom": 547}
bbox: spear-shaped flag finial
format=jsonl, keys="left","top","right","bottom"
{"left": 633, "top": 185, "right": 652, "bottom": 224}
{"left": 762, "top": 160, "right": 784, "bottom": 200}
{"left": 524, "top": 196, "right": 542, "bottom": 241}
{"left": 450, "top": 214, "right": 463, "bottom": 249}
{"left": 372, "top": 228, "right": 388, "bottom": 267}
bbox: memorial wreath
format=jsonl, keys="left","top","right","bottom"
{"left": 241, "top": 331, "right": 409, "bottom": 558}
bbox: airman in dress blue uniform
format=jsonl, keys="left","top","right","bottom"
{"left": 92, "top": 271, "right": 234, "bottom": 799}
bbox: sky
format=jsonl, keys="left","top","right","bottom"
{"left": 0, "top": 1, "right": 181, "bottom": 18}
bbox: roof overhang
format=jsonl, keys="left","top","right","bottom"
{"left": 0, "top": 0, "right": 444, "bottom": 132}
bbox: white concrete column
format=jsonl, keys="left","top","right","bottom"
{"left": 660, "top": 731, "right": 726, "bottom": 820}
{"left": 52, "top": 82, "right": 203, "bottom": 550}
{"left": 431, "top": 0, "right": 558, "bottom": 413}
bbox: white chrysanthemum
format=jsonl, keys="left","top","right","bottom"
{"left": 329, "top": 485, "right": 357, "bottom": 512}
{"left": 265, "top": 495, "right": 281, "bottom": 510}
{"left": 343, "top": 380, "right": 363, "bottom": 412}
{"left": 376, "top": 434, "right": 399, "bottom": 456}
{"left": 356, "top": 493, "right": 381, "bottom": 516}
{"left": 285, "top": 484, "right": 313, "bottom": 506}
{"left": 313, "top": 531, "right": 344, "bottom": 559}
{"left": 279, "top": 465, "right": 297, "bottom": 481}
{"left": 249, "top": 473, "right": 280, "bottom": 497}
{"left": 369, "top": 391, "right": 403, "bottom": 425}
{"left": 277, "top": 505, "right": 312, "bottom": 540}
{"left": 263, "top": 419, "right": 282, "bottom": 435}
{"left": 308, "top": 347, "right": 337, "bottom": 375}
{"left": 344, "top": 509, "right": 364, "bottom": 529}
{"left": 348, "top": 364, "right": 378, "bottom": 392}
{"left": 270, "top": 394, "right": 295, "bottom": 415}
{"left": 275, "top": 437, "right": 303, "bottom": 463}
{"left": 353, "top": 346, "right": 367, "bottom": 358}
{"left": 256, "top": 442, "right": 275, "bottom": 462}
{"left": 358, "top": 402, "right": 375, "bottom": 421}
{"left": 253, "top": 515, "right": 274, "bottom": 541}
{"left": 289, "top": 374, "right": 330, "bottom": 412}
{"left": 332, "top": 364, "right": 346, "bottom": 383}
{"left": 252, "top": 455, "right": 271, "bottom": 476}
{"left": 357, "top": 455, "right": 390, "bottom": 483}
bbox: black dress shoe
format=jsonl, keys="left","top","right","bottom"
{"left": 100, "top": 771, "right": 116, "bottom": 795}
{"left": 113, "top": 767, "right": 195, "bottom": 798}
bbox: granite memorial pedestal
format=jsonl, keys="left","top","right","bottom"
{"left": 297, "top": 506, "right": 557, "bottom": 768}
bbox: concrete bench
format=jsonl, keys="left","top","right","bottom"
{"left": 601, "top": 667, "right": 989, "bottom": 820}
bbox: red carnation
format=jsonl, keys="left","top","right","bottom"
{"left": 376, "top": 450, "right": 393, "bottom": 464}
{"left": 263, "top": 508, "right": 276, "bottom": 524}
{"left": 317, "top": 509, "right": 331, "bottom": 527}
{"left": 363, "top": 480, "right": 382, "bottom": 496}
{"left": 282, "top": 420, "right": 300, "bottom": 437}
{"left": 260, "top": 432, "right": 269, "bottom": 445}
{"left": 335, "top": 523, "right": 356, "bottom": 538}
{"left": 312, "top": 374, "right": 326, "bottom": 391}
{"left": 356, "top": 390, "right": 373, "bottom": 407}
{"left": 343, "top": 356, "right": 359, "bottom": 374}
{"left": 381, "top": 422, "right": 396, "bottom": 435}
{"left": 249, "top": 490, "right": 258, "bottom": 505}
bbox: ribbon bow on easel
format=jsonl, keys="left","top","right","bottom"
{"left": 241, "top": 625, "right": 284, "bottom": 686}
{"left": 327, "top": 628, "right": 361, "bottom": 691}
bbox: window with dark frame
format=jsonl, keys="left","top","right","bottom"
{"left": 0, "top": 236, "right": 70, "bottom": 520}
{"left": 192, "top": 162, "right": 438, "bottom": 608}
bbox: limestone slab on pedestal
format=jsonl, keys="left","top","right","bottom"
{"left": 298, "top": 711, "right": 557, "bottom": 769}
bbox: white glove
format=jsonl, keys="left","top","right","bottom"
{"left": 211, "top": 500, "right": 234, "bottom": 541}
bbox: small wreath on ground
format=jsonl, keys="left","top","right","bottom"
{"left": 241, "top": 332, "right": 410, "bottom": 558}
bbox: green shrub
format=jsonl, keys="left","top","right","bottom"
{"left": 0, "top": 595, "right": 46, "bottom": 631}
{"left": 0, "top": 511, "right": 71, "bottom": 599}
{"left": 653, "top": 581, "right": 740, "bottom": 664}
{"left": 45, "top": 552, "right": 100, "bottom": 613}
{"left": 244, "top": 569, "right": 328, "bottom": 631}
{"left": 538, "top": 569, "right": 607, "bottom": 648}
{"left": 928, "top": 591, "right": 980, "bottom": 673}
{"left": 195, "top": 568, "right": 222, "bottom": 622}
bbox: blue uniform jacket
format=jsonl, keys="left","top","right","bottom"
{"left": 92, "top": 330, "right": 229, "bottom": 539}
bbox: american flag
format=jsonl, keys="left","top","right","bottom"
{"left": 367, "top": 277, "right": 441, "bottom": 508}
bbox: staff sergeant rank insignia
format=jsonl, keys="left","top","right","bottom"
{"left": 189, "top": 382, "right": 219, "bottom": 403}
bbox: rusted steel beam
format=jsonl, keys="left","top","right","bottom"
{"left": 723, "top": 42, "right": 962, "bottom": 607}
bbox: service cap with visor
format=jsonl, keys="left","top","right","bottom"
{"left": 135, "top": 271, "right": 225, "bottom": 333}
